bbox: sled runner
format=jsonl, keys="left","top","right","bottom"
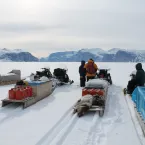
{"left": 1, "top": 80, "right": 53, "bottom": 109}
{"left": 73, "top": 79, "right": 109, "bottom": 117}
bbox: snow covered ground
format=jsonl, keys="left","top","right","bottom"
{"left": 0, "top": 62, "right": 145, "bottom": 145}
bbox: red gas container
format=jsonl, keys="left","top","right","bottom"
{"left": 15, "top": 89, "right": 25, "bottom": 100}
{"left": 9, "top": 89, "right": 16, "bottom": 99}
{"left": 27, "top": 86, "right": 33, "bottom": 97}
{"left": 23, "top": 89, "right": 28, "bottom": 98}
{"left": 25, "top": 87, "right": 29, "bottom": 97}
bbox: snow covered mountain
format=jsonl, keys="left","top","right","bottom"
{"left": 40, "top": 48, "right": 145, "bottom": 62}
{"left": 1, "top": 48, "right": 145, "bottom": 62}
{"left": 0, "top": 48, "right": 38, "bottom": 62}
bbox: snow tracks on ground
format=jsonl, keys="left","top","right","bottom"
{"left": 35, "top": 84, "right": 142, "bottom": 145}
{"left": 0, "top": 84, "right": 143, "bottom": 145}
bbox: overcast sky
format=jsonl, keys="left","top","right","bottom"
{"left": 0, "top": 0, "right": 145, "bottom": 57}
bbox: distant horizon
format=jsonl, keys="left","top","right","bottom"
{"left": 1, "top": 47, "right": 145, "bottom": 58}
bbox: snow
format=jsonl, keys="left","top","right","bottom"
{"left": 80, "top": 48, "right": 106, "bottom": 55}
{"left": 108, "top": 48, "right": 122, "bottom": 54}
{"left": 0, "top": 62, "right": 145, "bottom": 145}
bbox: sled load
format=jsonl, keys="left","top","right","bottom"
{"left": 96, "top": 68, "right": 112, "bottom": 85}
{"left": 53, "top": 65, "right": 74, "bottom": 86}
{"left": 73, "top": 79, "right": 109, "bottom": 117}
{"left": 1, "top": 79, "right": 53, "bottom": 109}
{"left": 0, "top": 70, "right": 21, "bottom": 86}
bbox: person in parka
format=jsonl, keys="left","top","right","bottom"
{"left": 79, "top": 60, "right": 86, "bottom": 87}
{"left": 135, "top": 63, "right": 145, "bottom": 86}
{"left": 84, "top": 59, "right": 98, "bottom": 81}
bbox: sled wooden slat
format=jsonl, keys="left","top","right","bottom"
{"left": 1, "top": 97, "right": 36, "bottom": 109}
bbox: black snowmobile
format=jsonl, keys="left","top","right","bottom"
{"left": 53, "top": 67, "right": 74, "bottom": 86}
{"left": 30, "top": 67, "right": 53, "bottom": 81}
{"left": 36, "top": 68, "right": 52, "bottom": 78}
{"left": 96, "top": 68, "right": 112, "bottom": 85}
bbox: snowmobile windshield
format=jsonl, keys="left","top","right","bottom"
{"left": 55, "top": 64, "right": 68, "bottom": 71}
{"left": 98, "top": 65, "right": 110, "bottom": 71}
{"left": 42, "top": 66, "right": 50, "bottom": 70}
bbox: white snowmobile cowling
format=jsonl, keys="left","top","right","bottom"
{"left": 86, "top": 79, "right": 109, "bottom": 89}
{"left": 39, "top": 76, "right": 50, "bottom": 81}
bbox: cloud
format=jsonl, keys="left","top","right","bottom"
{"left": 0, "top": 0, "right": 145, "bottom": 57}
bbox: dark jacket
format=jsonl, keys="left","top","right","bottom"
{"left": 79, "top": 61, "right": 86, "bottom": 77}
{"left": 135, "top": 63, "right": 145, "bottom": 86}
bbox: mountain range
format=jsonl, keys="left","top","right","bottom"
{"left": 40, "top": 48, "right": 145, "bottom": 62}
{"left": 1, "top": 48, "right": 145, "bottom": 62}
{"left": 0, "top": 48, "right": 38, "bottom": 62}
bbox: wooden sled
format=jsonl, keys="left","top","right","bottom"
{"left": 73, "top": 79, "right": 109, "bottom": 117}
{"left": 1, "top": 80, "right": 53, "bottom": 109}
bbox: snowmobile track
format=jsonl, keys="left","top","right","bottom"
{"left": 35, "top": 104, "right": 78, "bottom": 145}
{"left": 36, "top": 86, "right": 113, "bottom": 145}
{"left": 83, "top": 85, "right": 112, "bottom": 145}
{"left": 0, "top": 104, "right": 22, "bottom": 125}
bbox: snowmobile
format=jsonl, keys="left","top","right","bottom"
{"left": 29, "top": 67, "right": 53, "bottom": 81}
{"left": 53, "top": 67, "right": 74, "bottom": 86}
{"left": 96, "top": 68, "right": 112, "bottom": 85}
{"left": 123, "top": 71, "right": 136, "bottom": 96}
{"left": 73, "top": 79, "right": 109, "bottom": 117}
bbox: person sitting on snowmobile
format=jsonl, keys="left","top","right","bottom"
{"left": 79, "top": 60, "right": 86, "bottom": 87}
{"left": 126, "top": 63, "right": 145, "bottom": 94}
{"left": 84, "top": 59, "right": 98, "bottom": 81}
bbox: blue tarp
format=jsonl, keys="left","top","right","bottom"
{"left": 132, "top": 86, "right": 145, "bottom": 120}
{"left": 27, "top": 80, "right": 48, "bottom": 86}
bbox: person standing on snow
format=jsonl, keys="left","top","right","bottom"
{"left": 79, "top": 60, "right": 86, "bottom": 87}
{"left": 84, "top": 59, "right": 98, "bottom": 81}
